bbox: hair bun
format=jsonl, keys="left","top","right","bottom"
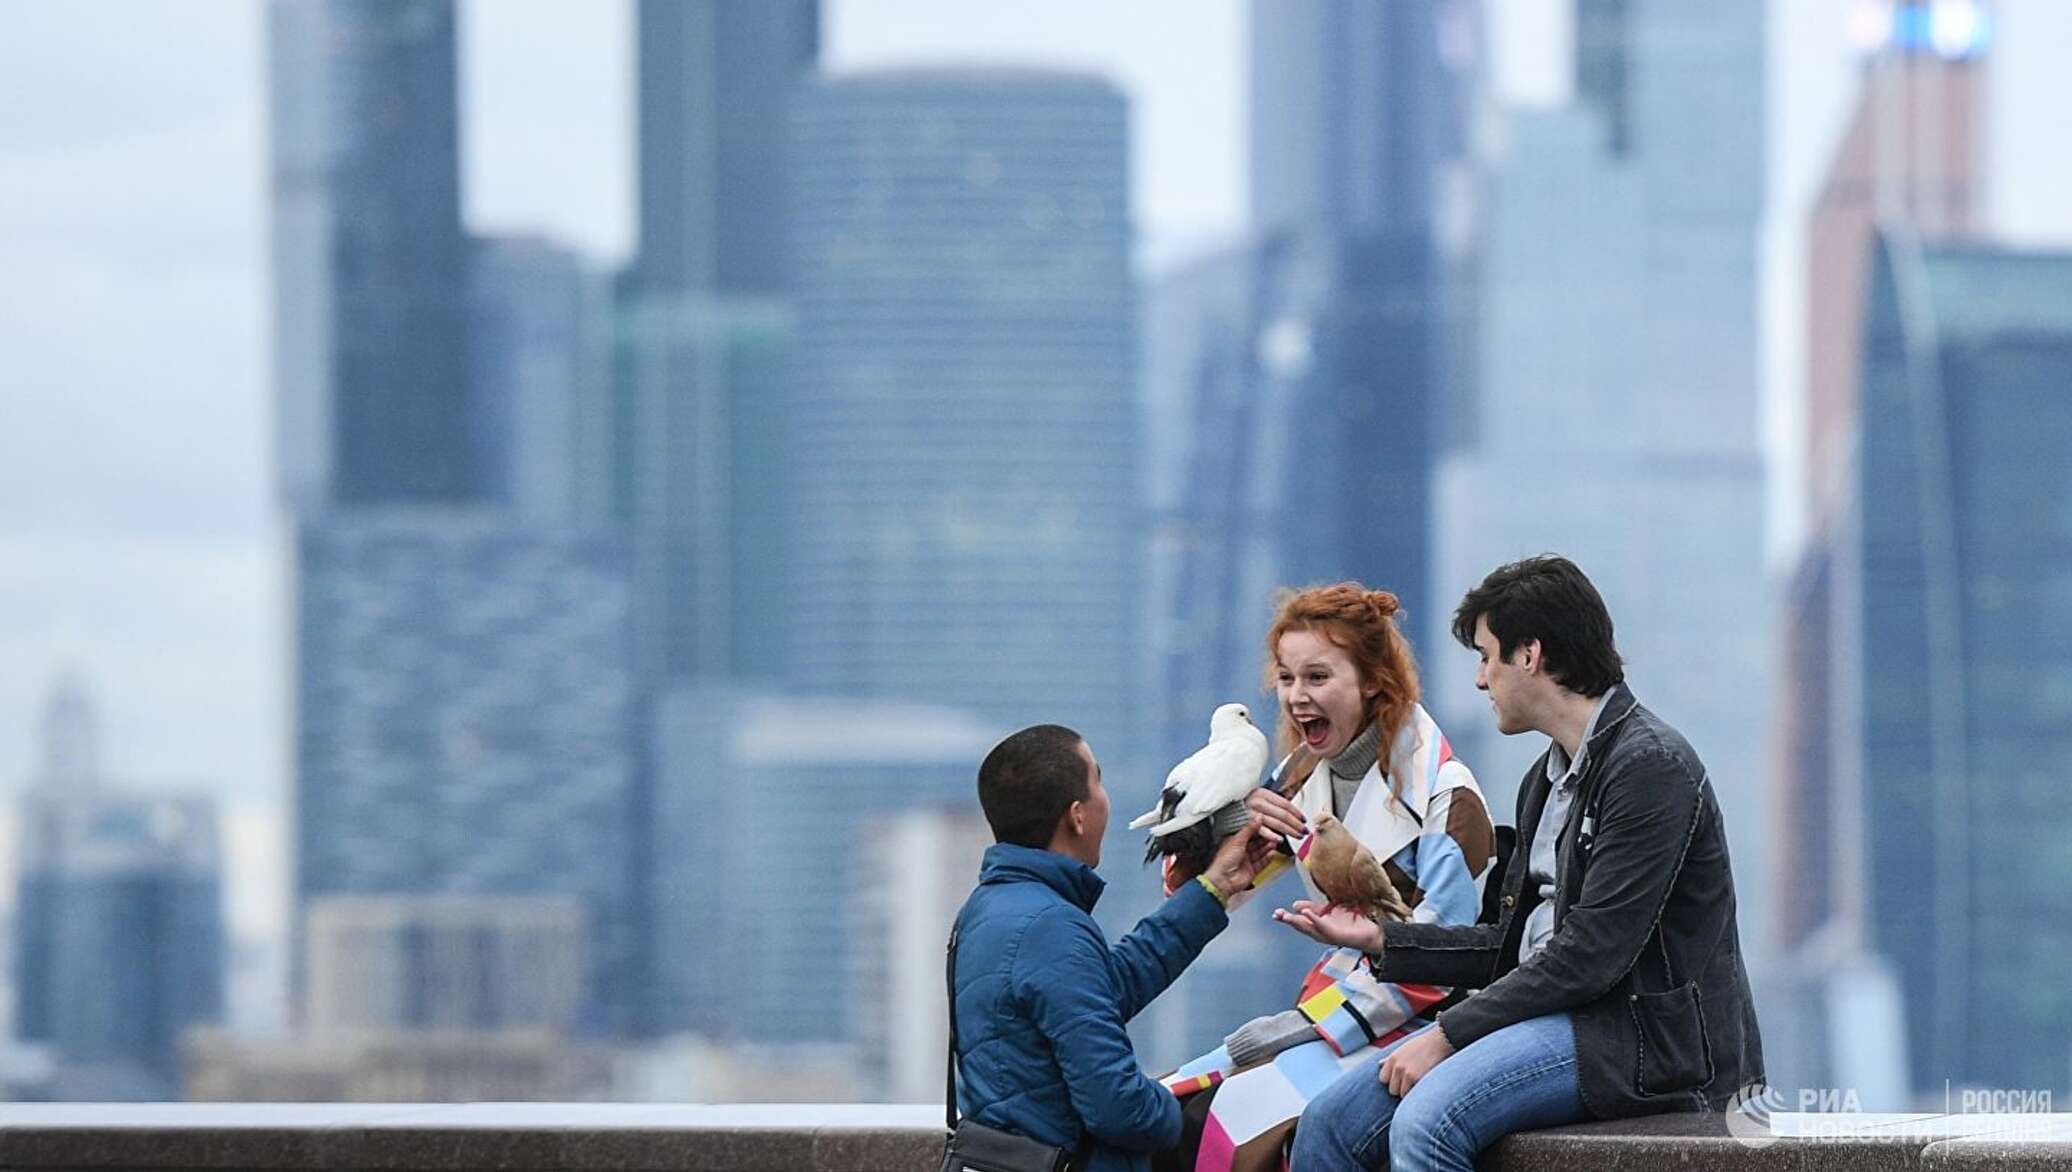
{"left": 1367, "top": 590, "right": 1400, "bottom": 619}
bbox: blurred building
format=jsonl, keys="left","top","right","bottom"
{"left": 647, "top": 687, "right": 999, "bottom": 1043}
{"left": 268, "top": 0, "right": 475, "bottom": 512}
{"left": 294, "top": 512, "right": 640, "bottom": 1035}
{"left": 605, "top": 0, "right": 817, "bottom": 687}
{"left": 183, "top": 1028, "right": 617, "bottom": 1103}
{"left": 629, "top": 0, "right": 818, "bottom": 300}
{"left": 850, "top": 809, "right": 991, "bottom": 1102}
{"left": 781, "top": 69, "right": 1139, "bottom": 752}
{"left": 1153, "top": 0, "right": 1481, "bottom": 768}
{"left": 1843, "top": 233, "right": 2072, "bottom": 1096}
{"left": 609, "top": 297, "right": 794, "bottom": 684}
{"left": 10, "top": 677, "right": 224, "bottom": 1101}
{"left": 1427, "top": 2, "right": 1769, "bottom": 942}
{"left": 467, "top": 235, "right": 611, "bottom": 526}
{"left": 1140, "top": 0, "right": 1483, "bottom": 1062}
{"left": 304, "top": 895, "right": 585, "bottom": 1035}
{"left": 1770, "top": 1, "right": 1990, "bottom": 1104}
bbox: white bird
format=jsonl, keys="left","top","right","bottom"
{"left": 1130, "top": 703, "right": 1271, "bottom": 868}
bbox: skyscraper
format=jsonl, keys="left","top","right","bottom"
{"left": 1768, "top": 4, "right": 1989, "bottom": 1102}
{"left": 632, "top": 0, "right": 819, "bottom": 298}
{"left": 270, "top": 1, "right": 644, "bottom": 1037}
{"left": 1428, "top": 4, "right": 1768, "bottom": 945}
{"left": 1778, "top": 0, "right": 1988, "bottom": 954}
{"left": 782, "top": 69, "right": 1139, "bottom": 752}
{"left": 611, "top": 0, "right": 818, "bottom": 685}
{"left": 1848, "top": 232, "right": 2072, "bottom": 1095}
{"left": 1139, "top": 2, "right": 1483, "bottom": 1063}
{"left": 269, "top": 0, "right": 475, "bottom": 512}
{"left": 1155, "top": 0, "right": 1481, "bottom": 773}
{"left": 11, "top": 678, "right": 224, "bottom": 1101}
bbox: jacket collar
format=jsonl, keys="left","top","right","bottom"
{"left": 979, "top": 842, "right": 1106, "bottom": 913}
{"left": 1583, "top": 683, "right": 1639, "bottom": 752}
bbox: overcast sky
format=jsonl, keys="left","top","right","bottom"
{"left": 2, "top": 0, "right": 2070, "bottom": 813}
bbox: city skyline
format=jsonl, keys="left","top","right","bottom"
{"left": 6, "top": 0, "right": 2072, "bottom": 1102}
{"left": 11, "top": 1, "right": 2072, "bottom": 807}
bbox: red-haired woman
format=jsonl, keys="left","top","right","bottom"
{"left": 1155, "top": 583, "right": 1496, "bottom": 1172}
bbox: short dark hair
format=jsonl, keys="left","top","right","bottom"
{"left": 977, "top": 725, "right": 1092, "bottom": 848}
{"left": 1451, "top": 555, "right": 1625, "bottom": 697}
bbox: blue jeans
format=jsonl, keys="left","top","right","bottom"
{"left": 1289, "top": 1015, "right": 1584, "bottom": 1172}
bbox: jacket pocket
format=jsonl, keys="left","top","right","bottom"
{"left": 1629, "top": 982, "right": 1713, "bottom": 1097}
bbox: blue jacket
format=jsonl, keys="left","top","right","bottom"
{"left": 952, "top": 843, "right": 1226, "bottom": 1172}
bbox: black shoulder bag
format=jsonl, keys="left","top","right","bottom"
{"left": 939, "top": 926, "right": 1080, "bottom": 1172}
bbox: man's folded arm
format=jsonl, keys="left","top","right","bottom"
{"left": 1436, "top": 749, "right": 1704, "bottom": 1050}
{"left": 1022, "top": 907, "right": 1183, "bottom": 1150}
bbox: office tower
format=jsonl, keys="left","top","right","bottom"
{"left": 1768, "top": 3, "right": 1989, "bottom": 1103}
{"left": 611, "top": 0, "right": 818, "bottom": 684}
{"left": 632, "top": 0, "right": 819, "bottom": 298}
{"left": 782, "top": 69, "right": 1137, "bottom": 751}
{"left": 294, "top": 511, "right": 639, "bottom": 1035}
{"left": 1139, "top": 3, "right": 1483, "bottom": 1061}
{"left": 1780, "top": 0, "right": 1988, "bottom": 950}
{"left": 268, "top": 0, "right": 475, "bottom": 512}
{"left": 1845, "top": 233, "right": 2072, "bottom": 1094}
{"left": 11, "top": 678, "right": 223, "bottom": 1100}
{"left": 303, "top": 895, "right": 585, "bottom": 1034}
{"left": 1156, "top": 0, "right": 1481, "bottom": 769}
{"left": 467, "top": 235, "right": 609, "bottom": 525}
{"left": 850, "top": 809, "right": 991, "bottom": 1101}
{"left": 647, "top": 686, "right": 999, "bottom": 1041}
{"left": 1428, "top": 4, "right": 1768, "bottom": 938}
{"left": 611, "top": 299, "right": 793, "bottom": 683}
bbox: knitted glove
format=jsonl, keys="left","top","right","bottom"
{"left": 1224, "top": 1009, "right": 1315, "bottom": 1068}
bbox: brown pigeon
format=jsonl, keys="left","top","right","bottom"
{"left": 1306, "top": 812, "right": 1414, "bottom": 923}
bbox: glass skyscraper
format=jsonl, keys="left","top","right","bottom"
{"left": 1853, "top": 233, "right": 2072, "bottom": 1094}
{"left": 782, "top": 69, "right": 1139, "bottom": 753}
{"left": 610, "top": 0, "right": 818, "bottom": 686}
{"left": 1137, "top": 0, "right": 1482, "bottom": 1064}
{"left": 268, "top": 0, "right": 475, "bottom": 512}
{"left": 1428, "top": 2, "right": 1769, "bottom": 949}
{"left": 631, "top": 0, "right": 819, "bottom": 299}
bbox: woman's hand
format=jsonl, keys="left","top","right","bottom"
{"left": 1244, "top": 785, "right": 1309, "bottom": 841}
{"left": 1273, "top": 899, "right": 1384, "bottom": 953}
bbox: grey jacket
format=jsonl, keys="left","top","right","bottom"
{"left": 1375, "top": 684, "right": 1764, "bottom": 1117}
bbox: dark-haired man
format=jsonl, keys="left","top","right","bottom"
{"left": 1278, "top": 555, "right": 1763, "bottom": 1172}
{"left": 953, "top": 724, "right": 1273, "bottom": 1172}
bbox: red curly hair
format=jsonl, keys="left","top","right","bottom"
{"left": 1262, "top": 582, "right": 1422, "bottom": 805}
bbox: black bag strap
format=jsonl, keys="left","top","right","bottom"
{"left": 945, "top": 924, "right": 961, "bottom": 1133}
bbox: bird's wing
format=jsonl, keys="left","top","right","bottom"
{"left": 1166, "top": 739, "right": 1267, "bottom": 819}
{"left": 1126, "top": 789, "right": 1175, "bottom": 830}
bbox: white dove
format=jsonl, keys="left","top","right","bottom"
{"left": 1129, "top": 702, "right": 1271, "bottom": 869}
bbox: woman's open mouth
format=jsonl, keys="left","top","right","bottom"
{"left": 1296, "top": 715, "right": 1331, "bottom": 750}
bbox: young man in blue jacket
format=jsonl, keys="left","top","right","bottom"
{"left": 952, "top": 724, "right": 1273, "bottom": 1172}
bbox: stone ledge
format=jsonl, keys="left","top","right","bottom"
{"left": 2, "top": 1105, "right": 2070, "bottom": 1172}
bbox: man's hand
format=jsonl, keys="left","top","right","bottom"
{"left": 1272, "top": 899, "right": 1383, "bottom": 953}
{"left": 1202, "top": 819, "right": 1277, "bottom": 896}
{"left": 1244, "top": 785, "right": 1308, "bottom": 841}
{"left": 1379, "top": 1026, "right": 1455, "bottom": 1097}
